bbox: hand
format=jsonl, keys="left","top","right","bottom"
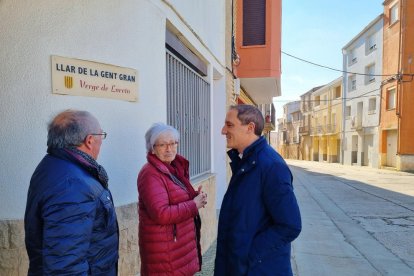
{"left": 194, "top": 186, "right": 207, "bottom": 209}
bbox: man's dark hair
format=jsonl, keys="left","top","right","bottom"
{"left": 230, "top": 105, "right": 264, "bottom": 136}
{"left": 47, "top": 110, "right": 99, "bottom": 148}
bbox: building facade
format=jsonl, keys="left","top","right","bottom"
{"left": 278, "top": 101, "right": 301, "bottom": 159}
{"left": 299, "top": 86, "right": 323, "bottom": 161}
{"left": 310, "top": 78, "right": 342, "bottom": 163}
{"left": 0, "top": 1, "right": 228, "bottom": 274}
{"left": 342, "top": 15, "right": 383, "bottom": 168}
{"left": 379, "top": 0, "right": 414, "bottom": 171}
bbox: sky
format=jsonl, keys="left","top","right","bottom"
{"left": 274, "top": 0, "right": 384, "bottom": 122}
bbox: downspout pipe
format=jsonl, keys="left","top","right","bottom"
{"left": 395, "top": 0, "right": 404, "bottom": 158}
{"left": 341, "top": 49, "right": 347, "bottom": 165}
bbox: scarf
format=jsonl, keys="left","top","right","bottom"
{"left": 47, "top": 147, "right": 109, "bottom": 189}
{"left": 164, "top": 159, "right": 198, "bottom": 199}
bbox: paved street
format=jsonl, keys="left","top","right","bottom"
{"left": 289, "top": 160, "right": 414, "bottom": 276}
{"left": 198, "top": 160, "right": 414, "bottom": 275}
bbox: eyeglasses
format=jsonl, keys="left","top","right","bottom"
{"left": 154, "top": 141, "right": 178, "bottom": 150}
{"left": 90, "top": 132, "right": 107, "bottom": 140}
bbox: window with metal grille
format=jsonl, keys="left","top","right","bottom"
{"left": 166, "top": 50, "right": 211, "bottom": 178}
{"left": 243, "top": 0, "right": 266, "bottom": 46}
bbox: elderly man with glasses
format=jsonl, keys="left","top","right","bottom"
{"left": 24, "top": 109, "right": 119, "bottom": 275}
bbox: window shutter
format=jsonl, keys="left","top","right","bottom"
{"left": 243, "top": 0, "right": 266, "bottom": 46}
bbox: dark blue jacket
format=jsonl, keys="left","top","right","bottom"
{"left": 215, "top": 136, "right": 301, "bottom": 276}
{"left": 24, "top": 154, "right": 119, "bottom": 275}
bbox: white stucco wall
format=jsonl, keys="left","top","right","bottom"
{"left": 342, "top": 15, "right": 383, "bottom": 168}
{"left": 0, "top": 0, "right": 226, "bottom": 219}
{"left": 211, "top": 75, "right": 227, "bottom": 209}
{"left": 167, "top": 0, "right": 225, "bottom": 62}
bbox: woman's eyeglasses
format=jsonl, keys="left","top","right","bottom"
{"left": 154, "top": 141, "right": 178, "bottom": 150}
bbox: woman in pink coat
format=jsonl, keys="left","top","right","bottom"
{"left": 137, "top": 123, "right": 207, "bottom": 275}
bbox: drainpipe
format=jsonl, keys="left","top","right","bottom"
{"left": 341, "top": 49, "right": 347, "bottom": 165}
{"left": 396, "top": 0, "right": 405, "bottom": 158}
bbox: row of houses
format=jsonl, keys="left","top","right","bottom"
{"left": 274, "top": 0, "right": 414, "bottom": 172}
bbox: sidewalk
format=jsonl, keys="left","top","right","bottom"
{"left": 196, "top": 240, "right": 216, "bottom": 275}
{"left": 288, "top": 160, "right": 414, "bottom": 275}
{"left": 197, "top": 160, "right": 414, "bottom": 275}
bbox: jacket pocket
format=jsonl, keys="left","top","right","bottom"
{"left": 248, "top": 243, "right": 291, "bottom": 271}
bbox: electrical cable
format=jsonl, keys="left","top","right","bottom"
{"left": 281, "top": 50, "right": 404, "bottom": 77}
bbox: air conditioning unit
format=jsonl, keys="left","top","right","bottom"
{"left": 233, "top": 78, "right": 240, "bottom": 96}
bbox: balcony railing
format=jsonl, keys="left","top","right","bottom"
{"left": 325, "top": 124, "right": 337, "bottom": 134}
{"left": 292, "top": 135, "right": 300, "bottom": 144}
{"left": 299, "top": 126, "right": 309, "bottom": 134}
{"left": 351, "top": 117, "right": 362, "bottom": 130}
{"left": 311, "top": 125, "right": 325, "bottom": 135}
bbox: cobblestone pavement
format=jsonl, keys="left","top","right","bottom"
{"left": 195, "top": 240, "right": 216, "bottom": 276}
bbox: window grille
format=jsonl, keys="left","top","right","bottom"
{"left": 166, "top": 50, "right": 211, "bottom": 178}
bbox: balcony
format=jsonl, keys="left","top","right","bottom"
{"left": 325, "top": 124, "right": 337, "bottom": 134}
{"left": 311, "top": 125, "right": 325, "bottom": 135}
{"left": 301, "top": 103, "right": 311, "bottom": 113}
{"left": 292, "top": 135, "right": 300, "bottom": 144}
{"left": 234, "top": 0, "right": 281, "bottom": 104}
{"left": 299, "top": 125, "right": 309, "bottom": 135}
{"left": 351, "top": 116, "right": 362, "bottom": 130}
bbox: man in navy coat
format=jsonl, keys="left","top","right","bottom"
{"left": 24, "top": 110, "right": 119, "bottom": 275}
{"left": 214, "top": 105, "right": 301, "bottom": 276}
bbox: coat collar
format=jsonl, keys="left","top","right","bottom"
{"left": 227, "top": 136, "right": 267, "bottom": 162}
{"left": 227, "top": 136, "right": 267, "bottom": 173}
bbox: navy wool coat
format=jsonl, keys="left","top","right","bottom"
{"left": 215, "top": 136, "right": 302, "bottom": 276}
{"left": 24, "top": 154, "right": 119, "bottom": 275}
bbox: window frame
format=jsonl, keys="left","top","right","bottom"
{"left": 243, "top": 0, "right": 266, "bottom": 46}
{"left": 366, "top": 33, "right": 377, "bottom": 53}
{"left": 387, "top": 87, "right": 396, "bottom": 110}
{"left": 335, "top": 86, "right": 341, "bottom": 99}
{"left": 348, "top": 75, "right": 356, "bottom": 92}
{"left": 365, "top": 63, "right": 376, "bottom": 84}
{"left": 390, "top": 3, "right": 399, "bottom": 26}
{"left": 368, "top": 97, "right": 377, "bottom": 114}
{"left": 314, "top": 95, "right": 321, "bottom": 107}
{"left": 348, "top": 49, "right": 357, "bottom": 65}
{"left": 345, "top": 106, "right": 351, "bottom": 119}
